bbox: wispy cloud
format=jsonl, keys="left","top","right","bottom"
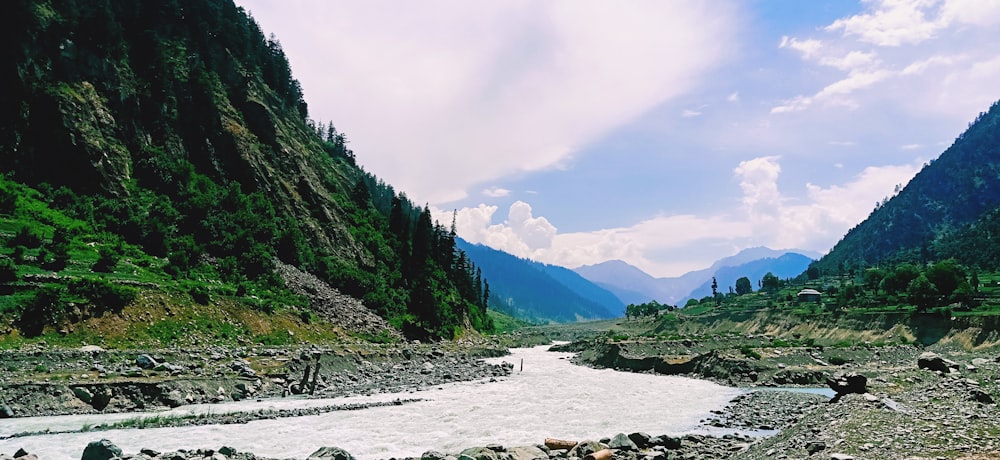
{"left": 240, "top": 0, "right": 741, "bottom": 204}
{"left": 773, "top": 0, "right": 1000, "bottom": 117}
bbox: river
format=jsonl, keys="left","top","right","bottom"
{"left": 0, "top": 345, "right": 745, "bottom": 459}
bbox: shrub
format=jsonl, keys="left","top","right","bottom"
{"left": 739, "top": 345, "right": 762, "bottom": 360}
{"left": 0, "top": 258, "right": 16, "bottom": 283}
{"left": 828, "top": 355, "right": 849, "bottom": 365}
{"left": 189, "top": 285, "right": 211, "bottom": 304}
{"left": 68, "top": 277, "right": 137, "bottom": 310}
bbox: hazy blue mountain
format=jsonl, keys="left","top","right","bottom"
{"left": 685, "top": 253, "right": 816, "bottom": 302}
{"left": 574, "top": 247, "right": 819, "bottom": 305}
{"left": 456, "top": 239, "right": 621, "bottom": 322}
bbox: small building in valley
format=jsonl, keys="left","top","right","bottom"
{"left": 797, "top": 288, "right": 822, "bottom": 302}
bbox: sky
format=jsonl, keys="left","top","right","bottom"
{"left": 237, "top": 0, "right": 1000, "bottom": 278}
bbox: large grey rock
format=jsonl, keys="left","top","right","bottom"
{"left": 458, "top": 447, "right": 502, "bottom": 460}
{"left": 805, "top": 441, "right": 826, "bottom": 454}
{"left": 827, "top": 373, "right": 867, "bottom": 399}
{"left": 568, "top": 440, "right": 605, "bottom": 458}
{"left": 917, "top": 352, "right": 958, "bottom": 373}
{"left": 135, "top": 354, "right": 158, "bottom": 369}
{"left": 608, "top": 433, "right": 637, "bottom": 451}
{"left": 72, "top": 387, "right": 93, "bottom": 404}
{"left": 307, "top": 447, "right": 355, "bottom": 460}
{"left": 230, "top": 359, "right": 257, "bottom": 378}
{"left": 648, "top": 435, "right": 682, "bottom": 450}
{"left": 0, "top": 404, "right": 14, "bottom": 419}
{"left": 421, "top": 451, "right": 448, "bottom": 460}
{"left": 506, "top": 446, "right": 547, "bottom": 460}
{"left": 81, "top": 439, "right": 122, "bottom": 460}
{"left": 628, "top": 432, "right": 652, "bottom": 448}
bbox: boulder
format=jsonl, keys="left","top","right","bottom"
{"left": 81, "top": 439, "right": 122, "bottom": 460}
{"left": 307, "top": 447, "right": 355, "bottom": 460}
{"left": 569, "top": 440, "right": 606, "bottom": 458}
{"left": 135, "top": 354, "right": 158, "bottom": 369}
{"left": 830, "top": 454, "right": 855, "bottom": 460}
{"left": 79, "top": 345, "right": 105, "bottom": 353}
{"left": 971, "top": 389, "right": 995, "bottom": 404}
{"left": 230, "top": 359, "right": 257, "bottom": 378}
{"left": 648, "top": 435, "right": 682, "bottom": 450}
{"left": 608, "top": 433, "right": 637, "bottom": 451}
{"left": 506, "top": 446, "right": 547, "bottom": 460}
{"left": 827, "top": 372, "right": 867, "bottom": 400}
{"left": 421, "top": 451, "right": 449, "bottom": 460}
{"left": 458, "top": 447, "right": 502, "bottom": 460}
{"left": 628, "top": 432, "right": 652, "bottom": 448}
{"left": 0, "top": 404, "right": 14, "bottom": 419}
{"left": 805, "top": 440, "right": 826, "bottom": 454}
{"left": 917, "top": 352, "right": 958, "bottom": 374}
{"left": 72, "top": 387, "right": 94, "bottom": 404}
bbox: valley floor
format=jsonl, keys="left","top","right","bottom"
{"left": 0, "top": 325, "right": 998, "bottom": 460}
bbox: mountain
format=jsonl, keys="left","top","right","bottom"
{"left": 575, "top": 247, "right": 819, "bottom": 305}
{"left": 0, "top": 0, "right": 491, "bottom": 341}
{"left": 456, "top": 239, "right": 620, "bottom": 322}
{"left": 815, "top": 100, "right": 1000, "bottom": 273}
{"left": 686, "top": 253, "right": 815, "bottom": 301}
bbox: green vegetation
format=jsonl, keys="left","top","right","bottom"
{"left": 0, "top": 0, "right": 494, "bottom": 344}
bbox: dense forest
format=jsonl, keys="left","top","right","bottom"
{"left": 814, "top": 100, "right": 1000, "bottom": 274}
{"left": 0, "top": 0, "right": 492, "bottom": 341}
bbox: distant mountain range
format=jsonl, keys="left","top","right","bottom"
{"left": 574, "top": 247, "right": 819, "bottom": 305}
{"left": 455, "top": 239, "right": 622, "bottom": 323}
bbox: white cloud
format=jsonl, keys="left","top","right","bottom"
{"left": 733, "top": 156, "right": 783, "bottom": 221}
{"left": 682, "top": 109, "right": 703, "bottom": 118}
{"left": 819, "top": 50, "right": 879, "bottom": 71}
{"left": 449, "top": 157, "right": 921, "bottom": 277}
{"left": 727, "top": 91, "right": 740, "bottom": 102}
{"left": 239, "top": 0, "right": 740, "bottom": 204}
{"left": 825, "top": 0, "right": 944, "bottom": 46}
{"left": 779, "top": 36, "right": 823, "bottom": 58}
{"left": 900, "top": 143, "right": 922, "bottom": 150}
{"left": 482, "top": 187, "right": 511, "bottom": 198}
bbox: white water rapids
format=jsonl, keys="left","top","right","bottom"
{"left": 0, "top": 345, "right": 745, "bottom": 459}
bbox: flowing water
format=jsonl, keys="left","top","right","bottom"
{"left": 0, "top": 345, "right": 745, "bottom": 459}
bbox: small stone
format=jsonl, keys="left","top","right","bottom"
{"left": 830, "top": 454, "right": 855, "bottom": 460}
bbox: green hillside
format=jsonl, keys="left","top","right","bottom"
{"left": 815, "top": 100, "right": 1000, "bottom": 273}
{"left": 0, "top": 0, "right": 492, "bottom": 344}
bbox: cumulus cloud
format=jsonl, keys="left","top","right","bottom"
{"left": 239, "top": 0, "right": 739, "bottom": 204}
{"left": 448, "top": 156, "right": 921, "bottom": 277}
{"left": 779, "top": 36, "right": 823, "bottom": 58}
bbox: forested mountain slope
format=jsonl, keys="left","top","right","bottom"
{"left": 0, "top": 0, "right": 491, "bottom": 341}
{"left": 456, "top": 240, "right": 619, "bottom": 323}
{"left": 815, "top": 100, "right": 1000, "bottom": 273}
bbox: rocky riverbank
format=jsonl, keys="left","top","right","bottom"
{"left": 2, "top": 333, "right": 999, "bottom": 460}
{"left": 0, "top": 339, "right": 515, "bottom": 419}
